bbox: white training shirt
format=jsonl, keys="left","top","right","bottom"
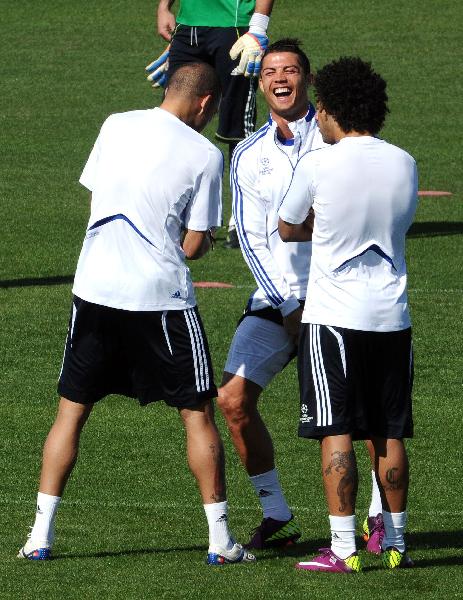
{"left": 74, "top": 107, "right": 223, "bottom": 311}
{"left": 279, "top": 136, "right": 418, "bottom": 331}
{"left": 231, "top": 105, "right": 326, "bottom": 316}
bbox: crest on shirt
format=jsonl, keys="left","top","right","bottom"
{"left": 259, "top": 157, "right": 273, "bottom": 175}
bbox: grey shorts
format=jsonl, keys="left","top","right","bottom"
{"left": 224, "top": 315, "right": 296, "bottom": 388}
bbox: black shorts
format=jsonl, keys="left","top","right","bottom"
{"left": 168, "top": 25, "right": 257, "bottom": 142}
{"left": 297, "top": 324, "right": 414, "bottom": 440}
{"left": 58, "top": 296, "right": 217, "bottom": 408}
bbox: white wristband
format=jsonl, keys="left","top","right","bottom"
{"left": 249, "top": 12, "right": 270, "bottom": 35}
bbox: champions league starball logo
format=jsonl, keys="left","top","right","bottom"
{"left": 259, "top": 157, "right": 273, "bottom": 175}
{"left": 300, "top": 404, "right": 313, "bottom": 423}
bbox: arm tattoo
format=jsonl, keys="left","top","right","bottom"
{"left": 324, "top": 450, "right": 358, "bottom": 512}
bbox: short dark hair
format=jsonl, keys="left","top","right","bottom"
{"left": 168, "top": 62, "right": 221, "bottom": 100}
{"left": 262, "top": 38, "right": 310, "bottom": 76}
{"left": 315, "top": 57, "right": 389, "bottom": 135}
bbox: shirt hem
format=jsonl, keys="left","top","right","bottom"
{"left": 72, "top": 290, "right": 197, "bottom": 312}
{"left": 301, "top": 317, "right": 411, "bottom": 332}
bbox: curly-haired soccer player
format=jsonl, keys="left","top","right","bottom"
{"left": 279, "top": 57, "right": 418, "bottom": 572}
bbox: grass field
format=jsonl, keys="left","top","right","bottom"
{"left": 1, "top": 1, "right": 462, "bottom": 598}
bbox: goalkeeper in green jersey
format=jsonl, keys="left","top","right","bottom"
{"left": 146, "top": 0, "right": 274, "bottom": 248}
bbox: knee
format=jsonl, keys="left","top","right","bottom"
{"left": 180, "top": 400, "right": 217, "bottom": 429}
{"left": 217, "top": 385, "right": 250, "bottom": 426}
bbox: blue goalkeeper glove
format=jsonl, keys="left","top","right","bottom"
{"left": 229, "top": 32, "right": 268, "bottom": 78}
{"left": 146, "top": 45, "right": 170, "bottom": 88}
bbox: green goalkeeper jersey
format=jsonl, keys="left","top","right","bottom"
{"left": 177, "top": 0, "right": 255, "bottom": 27}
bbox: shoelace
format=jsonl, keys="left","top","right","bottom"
{"left": 370, "top": 516, "right": 384, "bottom": 534}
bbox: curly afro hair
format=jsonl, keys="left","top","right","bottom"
{"left": 315, "top": 57, "right": 389, "bottom": 135}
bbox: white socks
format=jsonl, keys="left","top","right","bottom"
{"left": 29, "top": 492, "right": 61, "bottom": 548}
{"left": 369, "top": 470, "right": 383, "bottom": 517}
{"left": 329, "top": 514, "right": 356, "bottom": 559}
{"left": 382, "top": 510, "right": 407, "bottom": 553}
{"left": 250, "top": 469, "right": 292, "bottom": 522}
{"left": 203, "top": 501, "right": 234, "bottom": 552}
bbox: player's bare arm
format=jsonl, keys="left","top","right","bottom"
{"left": 157, "top": 0, "right": 176, "bottom": 41}
{"left": 278, "top": 209, "right": 314, "bottom": 242}
{"left": 182, "top": 229, "right": 213, "bottom": 260}
{"left": 282, "top": 306, "right": 303, "bottom": 344}
{"left": 255, "top": 0, "right": 275, "bottom": 16}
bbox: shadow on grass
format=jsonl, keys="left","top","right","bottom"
{"left": 412, "top": 555, "right": 463, "bottom": 568}
{"left": 0, "top": 275, "right": 74, "bottom": 289}
{"left": 50, "top": 531, "right": 463, "bottom": 566}
{"left": 407, "top": 221, "right": 463, "bottom": 238}
{"left": 407, "top": 530, "right": 463, "bottom": 551}
{"left": 1, "top": 222, "right": 461, "bottom": 291}
{"left": 54, "top": 540, "right": 328, "bottom": 562}
{"left": 54, "top": 543, "right": 207, "bottom": 560}
{"left": 250, "top": 538, "right": 330, "bottom": 563}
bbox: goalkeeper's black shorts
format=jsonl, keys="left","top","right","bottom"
{"left": 168, "top": 24, "right": 258, "bottom": 142}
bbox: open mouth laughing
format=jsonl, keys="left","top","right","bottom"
{"left": 274, "top": 87, "right": 292, "bottom": 98}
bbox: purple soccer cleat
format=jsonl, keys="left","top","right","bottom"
{"left": 296, "top": 548, "right": 361, "bottom": 573}
{"left": 363, "top": 513, "right": 385, "bottom": 554}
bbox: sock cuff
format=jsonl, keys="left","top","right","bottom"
{"left": 37, "top": 492, "right": 61, "bottom": 509}
{"left": 329, "top": 514, "right": 356, "bottom": 531}
{"left": 383, "top": 510, "right": 407, "bottom": 526}
{"left": 203, "top": 500, "right": 228, "bottom": 514}
{"left": 249, "top": 468, "right": 278, "bottom": 485}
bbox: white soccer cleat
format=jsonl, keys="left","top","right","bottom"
{"left": 17, "top": 537, "right": 51, "bottom": 561}
{"left": 206, "top": 542, "right": 256, "bottom": 565}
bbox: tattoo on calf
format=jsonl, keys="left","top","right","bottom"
{"left": 384, "top": 467, "right": 403, "bottom": 491}
{"left": 324, "top": 450, "right": 358, "bottom": 512}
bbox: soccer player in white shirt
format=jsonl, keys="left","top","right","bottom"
{"left": 217, "top": 39, "right": 322, "bottom": 549}
{"left": 18, "top": 63, "right": 254, "bottom": 566}
{"left": 279, "top": 57, "right": 418, "bottom": 572}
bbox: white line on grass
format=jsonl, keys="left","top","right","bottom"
{"left": 210, "top": 285, "right": 463, "bottom": 293}
{"left": 3, "top": 497, "right": 462, "bottom": 516}
{"left": 409, "top": 288, "right": 463, "bottom": 294}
